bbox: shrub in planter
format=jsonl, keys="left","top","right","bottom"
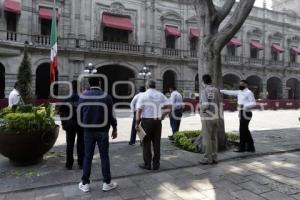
{"left": 173, "top": 130, "right": 239, "bottom": 153}
{"left": 0, "top": 105, "right": 59, "bottom": 165}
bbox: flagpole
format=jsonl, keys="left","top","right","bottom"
{"left": 50, "top": 0, "right": 58, "bottom": 84}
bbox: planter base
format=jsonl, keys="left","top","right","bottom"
{"left": 9, "top": 156, "right": 44, "bottom": 166}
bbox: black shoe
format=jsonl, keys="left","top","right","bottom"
{"left": 234, "top": 148, "right": 246, "bottom": 153}
{"left": 153, "top": 164, "right": 160, "bottom": 170}
{"left": 128, "top": 142, "right": 135, "bottom": 146}
{"left": 212, "top": 160, "right": 219, "bottom": 164}
{"left": 139, "top": 164, "right": 151, "bottom": 170}
{"left": 65, "top": 164, "right": 73, "bottom": 170}
{"left": 168, "top": 135, "right": 174, "bottom": 140}
{"left": 247, "top": 147, "right": 256, "bottom": 153}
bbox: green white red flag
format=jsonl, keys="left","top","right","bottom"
{"left": 50, "top": 0, "right": 57, "bottom": 83}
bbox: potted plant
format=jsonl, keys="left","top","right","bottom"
{"left": 0, "top": 46, "right": 59, "bottom": 165}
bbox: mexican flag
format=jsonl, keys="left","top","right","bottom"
{"left": 50, "top": 0, "right": 58, "bottom": 83}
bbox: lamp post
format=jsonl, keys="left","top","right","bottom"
{"left": 84, "top": 62, "right": 97, "bottom": 74}
{"left": 139, "top": 66, "right": 152, "bottom": 86}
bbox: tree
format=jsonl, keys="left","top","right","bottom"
{"left": 194, "top": 0, "right": 255, "bottom": 150}
{"left": 17, "top": 45, "right": 32, "bottom": 104}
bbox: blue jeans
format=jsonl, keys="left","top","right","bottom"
{"left": 169, "top": 108, "right": 183, "bottom": 134}
{"left": 82, "top": 131, "right": 111, "bottom": 184}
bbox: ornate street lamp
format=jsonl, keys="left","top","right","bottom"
{"left": 84, "top": 62, "right": 97, "bottom": 74}
{"left": 139, "top": 66, "right": 152, "bottom": 86}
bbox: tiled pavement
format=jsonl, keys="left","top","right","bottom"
{"left": 1, "top": 151, "right": 300, "bottom": 199}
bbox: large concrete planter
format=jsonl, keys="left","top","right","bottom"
{"left": 0, "top": 125, "right": 59, "bottom": 166}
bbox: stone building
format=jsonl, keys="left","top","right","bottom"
{"left": 0, "top": 0, "right": 300, "bottom": 102}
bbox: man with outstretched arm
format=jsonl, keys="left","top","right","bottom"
{"left": 220, "top": 80, "right": 256, "bottom": 153}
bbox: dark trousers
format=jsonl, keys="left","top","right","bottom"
{"left": 65, "top": 122, "right": 84, "bottom": 167}
{"left": 129, "top": 113, "right": 137, "bottom": 144}
{"left": 141, "top": 119, "right": 162, "bottom": 168}
{"left": 82, "top": 131, "right": 111, "bottom": 184}
{"left": 169, "top": 108, "right": 183, "bottom": 134}
{"left": 239, "top": 110, "right": 254, "bottom": 150}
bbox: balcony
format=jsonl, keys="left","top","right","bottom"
{"left": 269, "top": 60, "right": 284, "bottom": 67}
{"left": 289, "top": 62, "right": 300, "bottom": 68}
{"left": 223, "top": 55, "right": 243, "bottom": 64}
{"left": 89, "top": 40, "right": 143, "bottom": 55}
{"left": 248, "top": 58, "right": 264, "bottom": 65}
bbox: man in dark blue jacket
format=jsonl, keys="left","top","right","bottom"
{"left": 78, "top": 77, "right": 118, "bottom": 193}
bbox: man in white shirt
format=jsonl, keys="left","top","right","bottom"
{"left": 168, "top": 87, "right": 183, "bottom": 137}
{"left": 135, "top": 80, "right": 171, "bottom": 170}
{"left": 221, "top": 80, "right": 257, "bottom": 153}
{"left": 129, "top": 86, "right": 146, "bottom": 145}
{"left": 8, "top": 82, "right": 22, "bottom": 107}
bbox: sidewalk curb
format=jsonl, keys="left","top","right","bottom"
{"left": 1, "top": 148, "right": 300, "bottom": 195}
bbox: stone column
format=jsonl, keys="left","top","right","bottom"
{"left": 262, "top": 78, "right": 268, "bottom": 99}
{"left": 282, "top": 79, "right": 288, "bottom": 99}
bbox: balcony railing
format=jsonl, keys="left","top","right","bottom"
{"left": 249, "top": 58, "right": 264, "bottom": 65}
{"left": 90, "top": 41, "right": 142, "bottom": 54}
{"left": 0, "top": 30, "right": 300, "bottom": 68}
{"left": 7, "top": 31, "right": 17, "bottom": 41}
{"left": 289, "top": 62, "right": 300, "bottom": 68}
{"left": 269, "top": 60, "right": 284, "bottom": 66}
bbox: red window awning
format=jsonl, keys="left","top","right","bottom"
{"left": 190, "top": 28, "right": 199, "bottom": 39}
{"left": 228, "top": 38, "right": 242, "bottom": 47}
{"left": 291, "top": 47, "right": 300, "bottom": 55}
{"left": 165, "top": 25, "right": 181, "bottom": 38}
{"left": 4, "top": 0, "right": 21, "bottom": 14}
{"left": 102, "top": 13, "right": 132, "bottom": 32}
{"left": 271, "top": 44, "right": 284, "bottom": 53}
{"left": 250, "top": 40, "right": 264, "bottom": 50}
{"left": 39, "top": 7, "right": 58, "bottom": 20}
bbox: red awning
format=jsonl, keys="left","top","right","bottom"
{"left": 4, "top": 0, "right": 21, "bottom": 14}
{"left": 39, "top": 7, "right": 58, "bottom": 20}
{"left": 228, "top": 38, "right": 242, "bottom": 47}
{"left": 190, "top": 28, "right": 199, "bottom": 39}
{"left": 271, "top": 44, "right": 284, "bottom": 53}
{"left": 250, "top": 40, "right": 264, "bottom": 50}
{"left": 291, "top": 47, "right": 300, "bottom": 55}
{"left": 165, "top": 25, "right": 181, "bottom": 38}
{"left": 102, "top": 13, "right": 132, "bottom": 31}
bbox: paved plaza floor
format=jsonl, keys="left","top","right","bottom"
{"left": 0, "top": 110, "right": 300, "bottom": 199}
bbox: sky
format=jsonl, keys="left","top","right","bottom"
{"left": 254, "top": 0, "right": 273, "bottom": 9}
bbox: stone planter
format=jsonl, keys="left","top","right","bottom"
{"left": 0, "top": 125, "right": 59, "bottom": 166}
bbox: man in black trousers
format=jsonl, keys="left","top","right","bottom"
{"left": 135, "top": 80, "right": 171, "bottom": 170}
{"left": 221, "top": 80, "right": 257, "bottom": 153}
{"left": 59, "top": 80, "right": 84, "bottom": 170}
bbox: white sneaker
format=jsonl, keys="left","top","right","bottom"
{"left": 79, "top": 182, "right": 90, "bottom": 193}
{"left": 102, "top": 182, "right": 118, "bottom": 191}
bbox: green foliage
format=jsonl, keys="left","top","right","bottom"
{"left": 0, "top": 105, "right": 55, "bottom": 133}
{"left": 173, "top": 130, "right": 239, "bottom": 153}
{"left": 17, "top": 46, "right": 32, "bottom": 104}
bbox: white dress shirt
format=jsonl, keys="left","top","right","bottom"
{"left": 8, "top": 89, "right": 21, "bottom": 107}
{"left": 136, "top": 88, "right": 169, "bottom": 119}
{"left": 169, "top": 90, "right": 183, "bottom": 110}
{"left": 130, "top": 92, "right": 144, "bottom": 112}
{"left": 220, "top": 88, "right": 256, "bottom": 110}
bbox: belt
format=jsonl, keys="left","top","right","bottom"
{"left": 141, "top": 118, "right": 162, "bottom": 121}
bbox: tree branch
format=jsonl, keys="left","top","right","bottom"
{"left": 213, "top": 0, "right": 255, "bottom": 52}
{"left": 215, "top": 0, "right": 235, "bottom": 25}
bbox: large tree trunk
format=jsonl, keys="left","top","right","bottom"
{"left": 194, "top": 0, "right": 255, "bottom": 152}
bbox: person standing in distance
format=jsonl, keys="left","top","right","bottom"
{"left": 129, "top": 86, "right": 146, "bottom": 145}
{"left": 199, "top": 74, "right": 221, "bottom": 165}
{"left": 221, "top": 80, "right": 256, "bottom": 153}
{"left": 168, "top": 87, "right": 183, "bottom": 139}
{"left": 8, "top": 82, "right": 23, "bottom": 108}
{"left": 78, "top": 77, "right": 118, "bottom": 193}
{"left": 135, "top": 80, "right": 171, "bottom": 170}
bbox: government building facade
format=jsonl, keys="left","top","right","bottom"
{"left": 1, "top": 0, "right": 300, "bottom": 102}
